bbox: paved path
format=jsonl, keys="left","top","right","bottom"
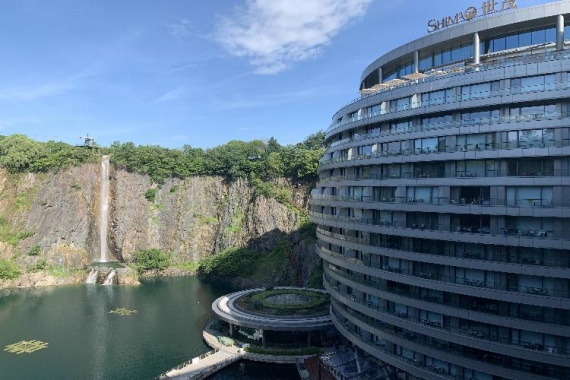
{"left": 160, "top": 350, "right": 240, "bottom": 380}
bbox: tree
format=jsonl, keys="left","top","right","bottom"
{"left": 132, "top": 249, "right": 170, "bottom": 272}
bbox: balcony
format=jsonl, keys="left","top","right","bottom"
{"left": 309, "top": 211, "right": 569, "bottom": 244}
{"left": 330, "top": 300, "right": 558, "bottom": 380}
{"left": 320, "top": 246, "right": 570, "bottom": 300}
{"left": 324, "top": 113, "right": 565, "bottom": 152}
{"left": 325, "top": 279, "right": 570, "bottom": 359}
{"left": 319, "top": 139, "right": 570, "bottom": 169}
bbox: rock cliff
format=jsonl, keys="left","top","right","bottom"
{"left": 0, "top": 162, "right": 318, "bottom": 288}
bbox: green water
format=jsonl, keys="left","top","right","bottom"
{"left": 0, "top": 277, "right": 296, "bottom": 380}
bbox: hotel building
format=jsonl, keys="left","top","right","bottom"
{"left": 309, "top": 1, "right": 570, "bottom": 379}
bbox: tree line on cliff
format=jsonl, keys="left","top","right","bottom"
{"left": 0, "top": 132, "right": 325, "bottom": 183}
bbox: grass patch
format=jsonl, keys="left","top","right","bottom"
{"left": 237, "top": 288, "right": 329, "bottom": 315}
{"left": 171, "top": 261, "right": 199, "bottom": 273}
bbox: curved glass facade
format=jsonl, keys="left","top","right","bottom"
{"left": 311, "top": 3, "right": 570, "bottom": 379}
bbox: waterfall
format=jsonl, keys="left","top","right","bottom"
{"left": 103, "top": 270, "right": 116, "bottom": 285}
{"left": 100, "top": 155, "right": 110, "bottom": 262}
{"left": 86, "top": 268, "right": 98, "bottom": 284}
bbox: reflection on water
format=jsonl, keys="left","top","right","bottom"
{"left": 0, "top": 277, "right": 238, "bottom": 380}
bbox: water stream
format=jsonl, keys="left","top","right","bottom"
{"left": 102, "top": 270, "right": 116, "bottom": 285}
{"left": 99, "top": 155, "right": 110, "bottom": 263}
{"left": 86, "top": 268, "right": 98, "bottom": 284}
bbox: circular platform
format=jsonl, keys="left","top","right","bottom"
{"left": 212, "top": 287, "right": 332, "bottom": 332}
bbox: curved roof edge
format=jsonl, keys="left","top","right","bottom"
{"left": 361, "top": 0, "right": 570, "bottom": 82}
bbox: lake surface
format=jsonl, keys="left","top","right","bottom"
{"left": 0, "top": 277, "right": 300, "bottom": 380}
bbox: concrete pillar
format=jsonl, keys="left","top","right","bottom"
{"left": 378, "top": 67, "right": 383, "bottom": 84}
{"left": 414, "top": 50, "right": 419, "bottom": 73}
{"left": 473, "top": 32, "right": 480, "bottom": 65}
{"left": 261, "top": 329, "right": 266, "bottom": 347}
{"left": 229, "top": 323, "right": 234, "bottom": 336}
{"left": 557, "top": 14, "right": 565, "bottom": 51}
{"left": 307, "top": 332, "right": 312, "bottom": 347}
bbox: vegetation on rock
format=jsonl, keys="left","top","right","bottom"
{"left": 132, "top": 249, "right": 171, "bottom": 273}
{"left": 0, "top": 259, "right": 21, "bottom": 280}
{"left": 0, "top": 135, "right": 98, "bottom": 173}
{"left": 107, "top": 131, "right": 325, "bottom": 184}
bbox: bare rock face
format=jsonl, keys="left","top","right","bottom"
{"left": 110, "top": 175, "right": 302, "bottom": 263}
{"left": 0, "top": 163, "right": 317, "bottom": 288}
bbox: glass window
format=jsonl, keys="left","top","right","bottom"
{"left": 395, "top": 97, "right": 410, "bottom": 111}
{"left": 519, "top": 31, "right": 532, "bottom": 46}
{"left": 493, "top": 37, "right": 506, "bottom": 52}
{"left": 428, "top": 90, "right": 445, "bottom": 105}
{"left": 441, "top": 49, "right": 452, "bottom": 65}
{"left": 545, "top": 27, "right": 556, "bottom": 43}
{"left": 532, "top": 29, "right": 546, "bottom": 44}
{"left": 419, "top": 55, "right": 432, "bottom": 71}
{"left": 433, "top": 52, "right": 443, "bottom": 67}
{"left": 506, "top": 34, "right": 518, "bottom": 49}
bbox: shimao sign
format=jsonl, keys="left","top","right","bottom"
{"left": 427, "top": 0, "right": 517, "bottom": 33}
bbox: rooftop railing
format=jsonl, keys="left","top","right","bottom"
{"left": 327, "top": 49, "right": 570, "bottom": 138}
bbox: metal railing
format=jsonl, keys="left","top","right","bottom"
{"left": 330, "top": 302, "right": 560, "bottom": 379}
{"left": 326, "top": 281, "right": 570, "bottom": 356}
{"left": 321, "top": 252, "right": 570, "bottom": 299}
{"left": 326, "top": 48, "right": 570, "bottom": 138}
{"left": 320, "top": 138, "right": 570, "bottom": 167}
{"left": 315, "top": 228, "right": 570, "bottom": 269}
{"left": 309, "top": 211, "right": 567, "bottom": 242}
{"left": 310, "top": 194, "right": 564, "bottom": 208}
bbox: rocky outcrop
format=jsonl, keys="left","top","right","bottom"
{"left": 0, "top": 163, "right": 317, "bottom": 288}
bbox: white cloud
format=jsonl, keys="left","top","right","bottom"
{"left": 167, "top": 19, "right": 193, "bottom": 40}
{"left": 215, "top": 0, "right": 373, "bottom": 74}
{"left": 155, "top": 87, "right": 186, "bottom": 103}
{"left": 0, "top": 82, "right": 75, "bottom": 101}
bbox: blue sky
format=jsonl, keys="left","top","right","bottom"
{"left": 0, "top": 0, "right": 549, "bottom": 148}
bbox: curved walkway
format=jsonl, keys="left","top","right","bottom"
{"left": 211, "top": 287, "right": 332, "bottom": 331}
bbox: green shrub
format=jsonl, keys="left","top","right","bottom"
{"left": 198, "top": 247, "right": 257, "bottom": 277}
{"left": 144, "top": 188, "right": 158, "bottom": 202}
{"left": 0, "top": 259, "right": 21, "bottom": 279}
{"left": 28, "top": 244, "right": 41, "bottom": 256}
{"left": 132, "top": 249, "right": 170, "bottom": 273}
{"left": 28, "top": 258, "right": 46, "bottom": 272}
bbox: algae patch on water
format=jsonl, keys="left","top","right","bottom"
{"left": 4, "top": 340, "right": 48, "bottom": 354}
{"left": 109, "top": 307, "right": 138, "bottom": 316}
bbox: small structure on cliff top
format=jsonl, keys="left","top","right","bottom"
{"left": 77, "top": 134, "right": 97, "bottom": 148}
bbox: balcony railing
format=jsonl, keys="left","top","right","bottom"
{"left": 315, "top": 228, "right": 570, "bottom": 269}
{"left": 320, "top": 138, "right": 569, "bottom": 167}
{"left": 320, "top": 249, "right": 570, "bottom": 299}
{"left": 309, "top": 211, "right": 568, "bottom": 242}
{"left": 310, "top": 194, "right": 564, "bottom": 208}
{"left": 330, "top": 299, "right": 562, "bottom": 379}
{"left": 325, "top": 279, "right": 570, "bottom": 356}
{"left": 324, "top": 112, "right": 565, "bottom": 152}
{"left": 326, "top": 48, "right": 570, "bottom": 139}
